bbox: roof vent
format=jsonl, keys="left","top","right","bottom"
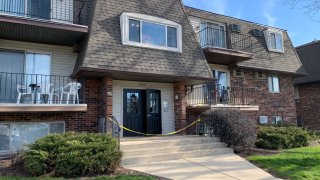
{"left": 230, "top": 24, "right": 241, "bottom": 33}
{"left": 252, "top": 29, "right": 263, "bottom": 37}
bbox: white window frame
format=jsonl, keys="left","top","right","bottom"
{"left": 233, "top": 69, "right": 244, "bottom": 78}
{"left": 268, "top": 75, "right": 280, "bottom": 93}
{"left": 0, "top": 121, "right": 65, "bottom": 154}
{"left": 120, "top": 12, "right": 182, "bottom": 53}
{"left": 255, "top": 71, "right": 266, "bottom": 79}
{"left": 264, "top": 29, "right": 284, "bottom": 53}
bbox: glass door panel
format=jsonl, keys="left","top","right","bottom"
{"left": 27, "top": 0, "right": 51, "bottom": 19}
{"left": 0, "top": 49, "right": 25, "bottom": 103}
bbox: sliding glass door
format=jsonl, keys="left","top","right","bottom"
{"left": 200, "top": 22, "right": 226, "bottom": 48}
{"left": 0, "top": 50, "right": 51, "bottom": 103}
{"left": 0, "top": 0, "right": 51, "bottom": 20}
{"left": 0, "top": 49, "right": 25, "bottom": 103}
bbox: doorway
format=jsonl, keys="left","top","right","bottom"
{"left": 123, "top": 89, "right": 162, "bottom": 137}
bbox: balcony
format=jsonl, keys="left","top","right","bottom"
{"left": 0, "top": 72, "right": 87, "bottom": 112}
{"left": 0, "top": 0, "right": 88, "bottom": 46}
{"left": 198, "top": 27, "right": 253, "bottom": 65}
{"left": 186, "top": 83, "right": 259, "bottom": 111}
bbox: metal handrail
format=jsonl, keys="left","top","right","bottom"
{"left": 197, "top": 27, "right": 252, "bottom": 53}
{"left": 107, "top": 116, "right": 121, "bottom": 150}
{"left": 0, "top": 72, "right": 84, "bottom": 104}
{"left": 186, "top": 83, "right": 257, "bottom": 106}
{"left": 0, "top": 0, "right": 87, "bottom": 25}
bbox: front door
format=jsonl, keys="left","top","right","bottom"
{"left": 123, "top": 89, "right": 144, "bottom": 137}
{"left": 146, "top": 90, "right": 162, "bottom": 134}
{"left": 123, "top": 89, "right": 162, "bottom": 137}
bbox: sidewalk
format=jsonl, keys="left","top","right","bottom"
{"left": 124, "top": 154, "right": 278, "bottom": 180}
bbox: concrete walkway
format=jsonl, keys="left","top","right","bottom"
{"left": 124, "top": 153, "right": 277, "bottom": 180}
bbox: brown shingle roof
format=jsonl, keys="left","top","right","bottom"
{"left": 73, "top": 0, "right": 212, "bottom": 81}
{"left": 295, "top": 41, "right": 320, "bottom": 84}
{"left": 185, "top": 6, "right": 305, "bottom": 75}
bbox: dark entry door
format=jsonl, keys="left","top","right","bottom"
{"left": 146, "top": 90, "right": 162, "bottom": 134}
{"left": 123, "top": 89, "right": 145, "bottom": 137}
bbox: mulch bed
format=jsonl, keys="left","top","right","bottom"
{"left": 237, "top": 148, "right": 282, "bottom": 158}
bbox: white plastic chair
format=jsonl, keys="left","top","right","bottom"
{"left": 60, "top": 82, "right": 81, "bottom": 104}
{"left": 16, "top": 84, "right": 34, "bottom": 104}
{"left": 37, "top": 83, "right": 54, "bottom": 104}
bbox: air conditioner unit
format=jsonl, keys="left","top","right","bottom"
{"left": 230, "top": 24, "right": 241, "bottom": 33}
{"left": 252, "top": 29, "right": 263, "bottom": 37}
{"left": 259, "top": 116, "right": 268, "bottom": 124}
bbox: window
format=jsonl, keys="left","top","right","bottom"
{"left": 255, "top": 72, "right": 266, "bottom": 79}
{"left": 121, "top": 13, "right": 182, "bottom": 52}
{"left": 264, "top": 30, "right": 284, "bottom": 53}
{"left": 25, "top": 52, "right": 51, "bottom": 85}
{"left": 294, "top": 85, "right": 300, "bottom": 100}
{"left": 0, "top": 122, "right": 64, "bottom": 153}
{"left": 271, "top": 116, "right": 283, "bottom": 125}
{"left": 233, "top": 69, "right": 244, "bottom": 77}
{"left": 268, "top": 75, "right": 280, "bottom": 93}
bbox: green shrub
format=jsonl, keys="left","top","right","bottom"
{"left": 200, "top": 109, "right": 257, "bottom": 152}
{"left": 24, "top": 132, "right": 122, "bottom": 178}
{"left": 256, "top": 126, "right": 310, "bottom": 150}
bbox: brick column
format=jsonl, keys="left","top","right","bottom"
{"left": 174, "top": 81, "right": 187, "bottom": 134}
{"left": 102, "top": 77, "right": 113, "bottom": 134}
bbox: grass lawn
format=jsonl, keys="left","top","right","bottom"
{"left": 248, "top": 146, "right": 320, "bottom": 180}
{"left": 0, "top": 175, "right": 155, "bottom": 180}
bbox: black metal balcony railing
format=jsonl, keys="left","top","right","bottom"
{"left": 198, "top": 27, "right": 253, "bottom": 53}
{"left": 0, "top": 0, "right": 87, "bottom": 25}
{"left": 186, "top": 83, "right": 257, "bottom": 106}
{"left": 0, "top": 72, "right": 85, "bottom": 104}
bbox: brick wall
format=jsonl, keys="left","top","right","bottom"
{"left": 296, "top": 82, "right": 320, "bottom": 130}
{"left": 0, "top": 79, "right": 103, "bottom": 132}
{"left": 174, "top": 82, "right": 187, "bottom": 134}
{"left": 185, "top": 69, "right": 297, "bottom": 130}
{"left": 231, "top": 69, "right": 297, "bottom": 124}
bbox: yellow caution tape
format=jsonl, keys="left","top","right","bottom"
{"left": 107, "top": 117, "right": 201, "bottom": 136}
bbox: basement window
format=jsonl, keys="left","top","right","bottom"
{"left": 0, "top": 122, "right": 65, "bottom": 153}
{"left": 120, "top": 13, "right": 182, "bottom": 52}
{"left": 271, "top": 116, "right": 283, "bottom": 125}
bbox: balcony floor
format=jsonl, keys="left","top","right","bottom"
{"left": 0, "top": 103, "right": 87, "bottom": 112}
{"left": 204, "top": 47, "right": 253, "bottom": 65}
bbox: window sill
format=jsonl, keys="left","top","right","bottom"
{"left": 268, "top": 49, "right": 285, "bottom": 53}
{"left": 122, "top": 41, "right": 182, "bottom": 53}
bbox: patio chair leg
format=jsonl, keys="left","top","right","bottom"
{"left": 17, "top": 94, "right": 21, "bottom": 104}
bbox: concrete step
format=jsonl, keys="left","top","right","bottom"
{"left": 120, "top": 136, "right": 220, "bottom": 151}
{"left": 123, "top": 142, "right": 227, "bottom": 157}
{"left": 122, "top": 148, "right": 234, "bottom": 165}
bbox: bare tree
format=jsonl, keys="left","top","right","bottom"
{"left": 281, "top": 0, "right": 320, "bottom": 21}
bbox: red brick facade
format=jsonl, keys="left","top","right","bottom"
{"left": 0, "top": 79, "right": 103, "bottom": 133}
{"left": 186, "top": 69, "right": 297, "bottom": 129}
{"left": 296, "top": 82, "right": 320, "bottom": 130}
{"left": 230, "top": 69, "right": 297, "bottom": 124}
{"left": 102, "top": 77, "right": 113, "bottom": 133}
{"left": 174, "top": 82, "right": 187, "bottom": 134}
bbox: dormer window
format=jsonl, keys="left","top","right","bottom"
{"left": 264, "top": 29, "right": 284, "bottom": 53}
{"left": 121, "top": 13, "right": 182, "bottom": 52}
